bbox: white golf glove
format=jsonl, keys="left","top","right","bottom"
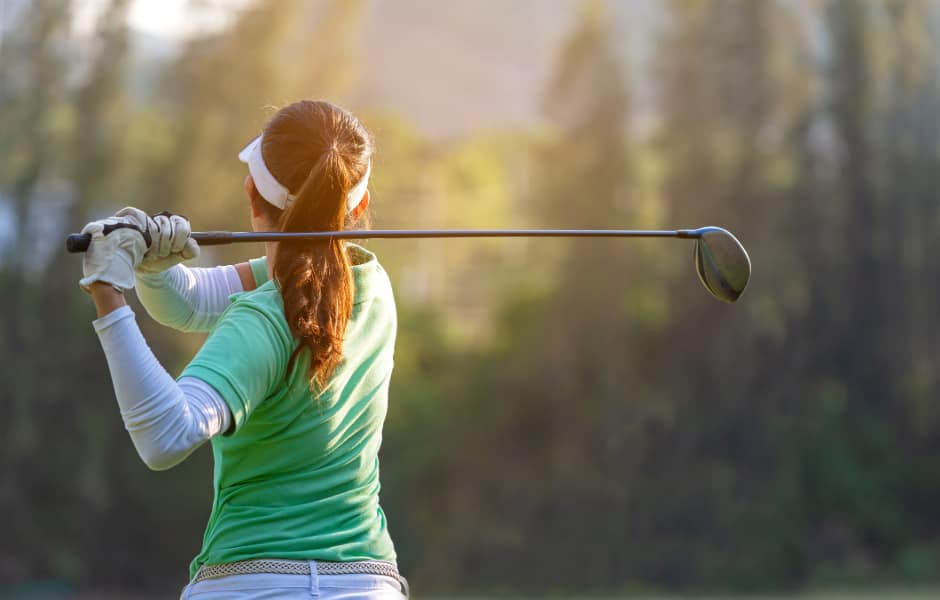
{"left": 79, "top": 208, "right": 151, "bottom": 293}
{"left": 135, "top": 209, "right": 200, "bottom": 274}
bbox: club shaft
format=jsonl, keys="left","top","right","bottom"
{"left": 66, "top": 228, "right": 706, "bottom": 253}
{"left": 193, "top": 229, "right": 702, "bottom": 245}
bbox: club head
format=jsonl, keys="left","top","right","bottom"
{"left": 693, "top": 227, "right": 751, "bottom": 303}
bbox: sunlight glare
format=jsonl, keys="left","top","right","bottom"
{"left": 74, "top": 0, "right": 253, "bottom": 39}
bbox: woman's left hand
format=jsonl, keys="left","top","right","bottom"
{"left": 78, "top": 210, "right": 150, "bottom": 293}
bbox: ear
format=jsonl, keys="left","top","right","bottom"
{"left": 245, "top": 175, "right": 265, "bottom": 219}
{"left": 350, "top": 189, "right": 370, "bottom": 221}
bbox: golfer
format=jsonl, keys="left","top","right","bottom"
{"left": 79, "top": 100, "right": 407, "bottom": 599}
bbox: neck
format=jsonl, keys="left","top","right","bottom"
{"left": 263, "top": 240, "right": 351, "bottom": 281}
{"left": 264, "top": 242, "right": 277, "bottom": 280}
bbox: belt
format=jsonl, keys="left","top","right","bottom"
{"left": 193, "top": 558, "right": 408, "bottom": 596}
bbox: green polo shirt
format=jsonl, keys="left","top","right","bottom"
{"left": 181, "top": 245, "right": 397, "bottom": 577}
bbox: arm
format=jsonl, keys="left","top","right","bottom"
{"left": 135, "top": 260, "right": 263, "bottom": 332}
{"left": 128, "top": 206, "right": 262, "bottom": 331}
{"left": 91, "top": 285, "right": 232, "bottom": 470}
{"left": 136, "top": 263, "right": 243, "bottom": 332}
{"left": 82, "top": 212, "right": 234, "bottom": 470}
{"left": 235, "top": 261, "right": 258, "bottom": 291}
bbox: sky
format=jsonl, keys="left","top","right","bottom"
{"left": 8, "top": 0, "right": 663, "bottom": 139}
{"left": 73, "top": 0, "right": 249, "bottom": 40}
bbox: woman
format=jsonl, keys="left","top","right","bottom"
{"left": 79, "top": 100, "right": 407, "bottom": 599}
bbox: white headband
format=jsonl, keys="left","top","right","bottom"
{"left": 238, "top": 134, "right": 370, "bottom": 213}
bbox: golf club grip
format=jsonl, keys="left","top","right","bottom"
{"left": 66, "top": 224, "right": 157, "bottom": 253}
{"left": 65, "top": 234, "right": 92, "bottom": 253}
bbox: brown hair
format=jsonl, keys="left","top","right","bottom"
{"left": 256, "top": 100, "right": 373, "bottom": 390}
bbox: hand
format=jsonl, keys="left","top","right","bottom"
{"left": 78, "top": 209, "right": 150, "bottom": 293}
{"left": 135, "top": 209, "right": 200, "bottom": 274}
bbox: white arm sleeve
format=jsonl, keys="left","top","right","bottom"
{"left": 135, "top": 264, "right": 244, "bottom": 332}
{"left": 93, "top": 305, "right": 232, "bottom": 471}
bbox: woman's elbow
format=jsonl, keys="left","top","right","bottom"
{"left": 138, "top": 446, "right": 187, "bottom": 471}
{"left": 147, "top": 310, "right": 199, "bottom": 333}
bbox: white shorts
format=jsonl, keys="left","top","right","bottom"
{"left": 179, "top": 567, "right": 407, "bottom": 599}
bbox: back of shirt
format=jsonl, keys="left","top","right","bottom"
{"left": 182, "top": 245, "right": 397, "bottom": 577}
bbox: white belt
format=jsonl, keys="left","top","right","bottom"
{"left": 193, "top": 558, "right": 408, "bottom": 596}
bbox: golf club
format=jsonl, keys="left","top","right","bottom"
{"left": 66, "top": 226, "right": 751, "bottom": 303}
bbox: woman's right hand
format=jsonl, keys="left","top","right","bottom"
{"left": 132, "top": 208, "right": 200, "bottom": 274}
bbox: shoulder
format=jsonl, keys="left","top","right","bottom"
{"left": 231, "top": 278, "right": 282, "bottom": 308}
{"left": 347, "top": 244, "right": 394, "bottom": 307}
{"left": 221, "top": 280, "right": 291, "bottom": 343}
{"left": 183, "top": 279, "right": 293, "bottom": 430}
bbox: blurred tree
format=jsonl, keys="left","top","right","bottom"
{"left": 638, "top": 0, "right": 783, "bottom": 587}
{"left": 0, "top": 0, "right": 74, "bottom": 585}
{"left": 6, "top": 0, "right": 940, "bottom": 594}
{"left": 784, "top": 0, "right": 940, "bottom": 583}
{"left": 0, "top": 0, "right": 167, "bottom": 588}
{"left": 514, "top": 0, "right": 636, "bottom": 586}
{"left": 390, "top": 0, "right": 640, "bottom": 589}
{"left": 878, "top": 7, "right": 940, "bottom": 574}
{"left": 55, "top": 0, "right": 170, "bottom": 588}
{"left": 0, "top": 0, "right": 71, "bottom": 273}
{"left": 69, "top": 0, "right": 131, "bottom": 227}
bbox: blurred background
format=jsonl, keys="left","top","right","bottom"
{"left": 2, "top": 0, "right": 940, "bottom": 597}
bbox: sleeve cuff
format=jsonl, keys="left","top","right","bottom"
{"left": 222, "top": 264, "right": 244, "bottom": 296}
{"left": 248, "top": 257, "right": 269, "bottom": 288}
{"left": 92, "top": 304, "right": 134, "bottom": 332}
{"left": 180, "top": 364, "right": 248, "bottom": 432}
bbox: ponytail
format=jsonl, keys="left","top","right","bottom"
{"left": 260, "top": 100, "right": 373, "bottom": 391}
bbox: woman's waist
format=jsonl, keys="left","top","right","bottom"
{"left": 185, "top": 557, "right": 407, "bottom": 598}
{"left": 194, "top": 557, "right": 402, "bottom": 582}
{"left": 195, "top": 503, "right": 396, "bottom": 573}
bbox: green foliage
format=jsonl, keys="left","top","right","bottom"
{"left": 5, "top": 0, "right": 940, "bottom": 595}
